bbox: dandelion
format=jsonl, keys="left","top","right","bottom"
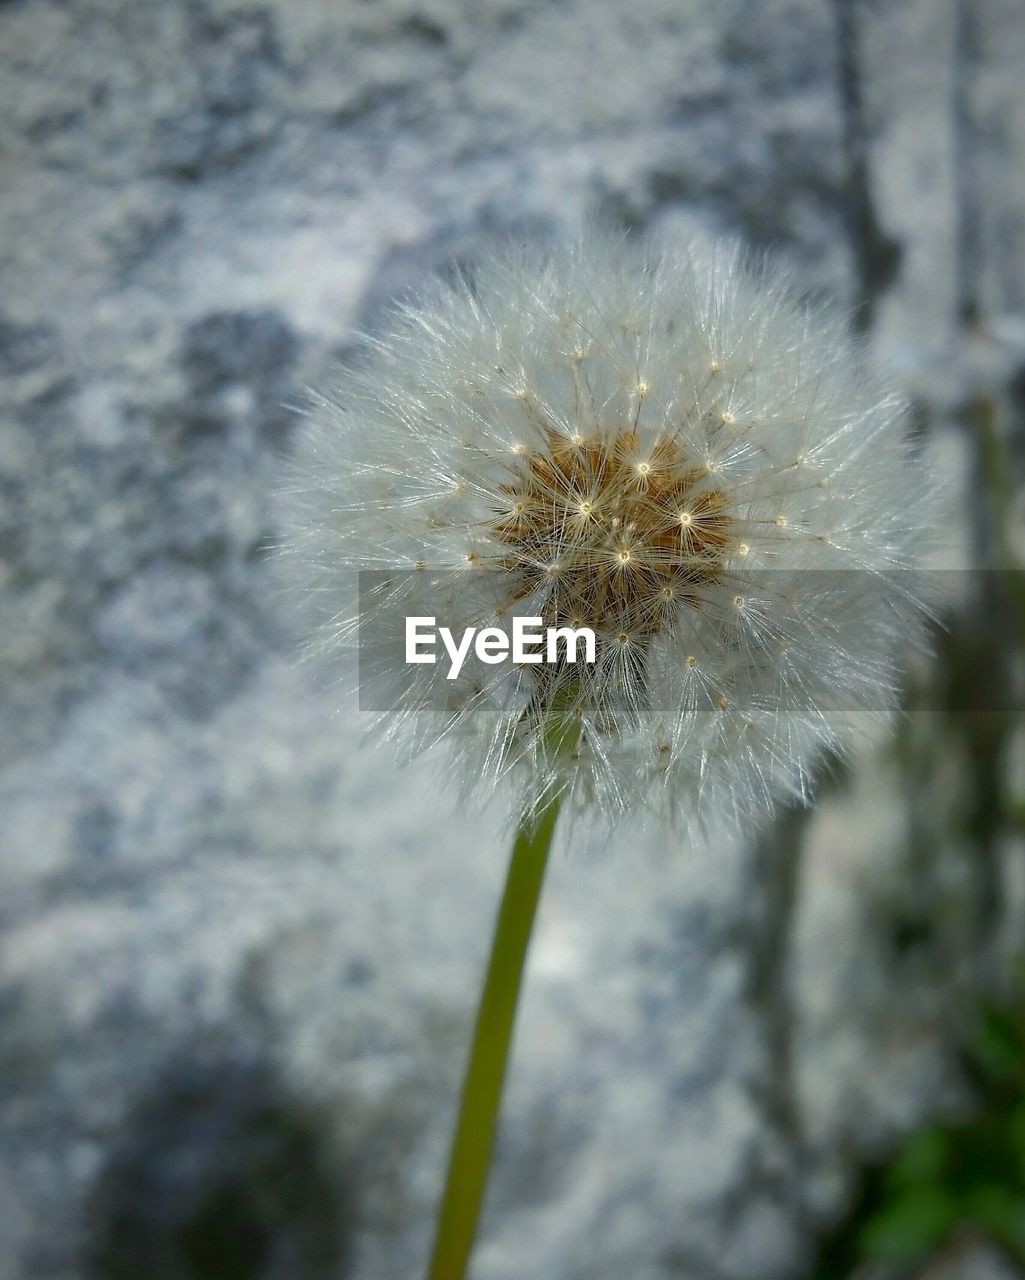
{"left": 278, "top": 226, "right": 935, "bottom": 1280}
{"left": 281, "top": 227, "right": 931, "bottom": 835}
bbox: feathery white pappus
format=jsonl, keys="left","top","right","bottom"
{"left": 277, "top": 227, "right": 935, "bottom": 837}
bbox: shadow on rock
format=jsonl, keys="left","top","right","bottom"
{"left": 86, "top": 1049, "right": 353, "bottom": 1280}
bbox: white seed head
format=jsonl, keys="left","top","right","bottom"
{"left": 278, "top": 227, "right": 936, "bottom": 837}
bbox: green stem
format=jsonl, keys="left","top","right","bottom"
{"left": 427, "top": 795, "right": 561, "bottom": 1280}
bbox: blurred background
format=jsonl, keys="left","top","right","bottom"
{"left": 2, "top": 0, "right": 1025, "bottom": 1277}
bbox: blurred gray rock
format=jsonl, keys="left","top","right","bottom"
{"left": 2, "top": 0, "right": 1024, "bottom": 1278}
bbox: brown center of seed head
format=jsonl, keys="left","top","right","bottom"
{"left": 491, "top": 427, "right": 733, "bottom": 641}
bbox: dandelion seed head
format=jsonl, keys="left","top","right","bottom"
{"left": 279, "top": 226, "right": 936, "bottom": 837}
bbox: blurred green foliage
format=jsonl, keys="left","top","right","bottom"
{"left": 814, "top": 1002, "right": 1025, "bottom": 1277}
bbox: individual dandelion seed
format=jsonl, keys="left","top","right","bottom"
{"left": 279, "top": 225, "right": 935, "bottom": 836}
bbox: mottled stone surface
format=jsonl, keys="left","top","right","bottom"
{"left": 2, "top": 1, "right": 1024, "bottom": 1277}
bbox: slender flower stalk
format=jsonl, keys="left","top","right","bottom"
{"left": 427, "top": 796, "right": 560, "bottom": 1280}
